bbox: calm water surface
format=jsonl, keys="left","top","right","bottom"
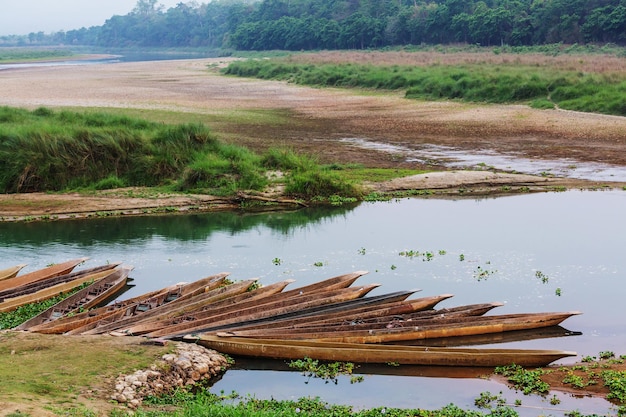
{"left": 1, "top": 190, "right": 624, "bottom": 415}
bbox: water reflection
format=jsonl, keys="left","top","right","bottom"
{"left": 0, "top": 205, "right": 356, "bottom": 246}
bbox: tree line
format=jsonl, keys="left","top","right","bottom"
{"left": 4, "top": 0, "right": 626, "bottom": 50}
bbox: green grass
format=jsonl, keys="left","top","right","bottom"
{"left": 223, "top": 59, "right": 626, "bottom": 116}
{"left": 0, "top": 107, "right": 361, "bottom": 200}
{"left": 137, "top": 392, "right": 512, "bottom": 417}
{"left": 0, "top": 48, "right": 74, "bottom": 63}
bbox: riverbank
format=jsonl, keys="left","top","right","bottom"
{"left": 1, "top": 57, "right": 625, "bottom": 222}
{"left": 0, "top": 171, "right": 612, "bottom": 222}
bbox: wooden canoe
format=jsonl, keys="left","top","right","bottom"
{"left": 184, "top": 334, "right": 577, "bottom": 367}
{"left": 95, "top": 279, "right": 296, "bottom": 336}
{"left": 82, "top": 278, "right": 257, "bottom": 335}
{"left": 0, "top": 267, "right": 122, "bottom": 314}
{"left": 66, "top": 278, "right": 295, "bottom": 336}
{"left": 0, "top": 257, "right": 89, "bottom": 293}
{"left": 0, "top": 263, "right": 122, "bottom": 302}
{"left": 138, "top": 287, "right": 408, "bottom": 338}
{"left": 139, "top": 271, "right": 369, "bottom": 335}
{"left": 0, "top": 264, "right": 27, "bottom": 281}
{"left": 220, "top": 311, "right": 582, "bottom": 343}
{"left": 145, "top": 284, "right": 380, "bottom": 339}
{"left": 272, "top": 301, "right": 504, "bottom": 332}
{"left": 24, "top": 272, "right": 230, "bottom": 334}
{"left": 229, "top": 294, "right": 458, "bottom": 332}
{"left": 15, "top": 266, "right": 131, "bottom": 330}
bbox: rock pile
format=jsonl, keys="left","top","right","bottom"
{"left": 111, "top": 342, "right": 230, "bottom": 409}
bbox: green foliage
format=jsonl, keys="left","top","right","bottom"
{"left": 603, "top": 370, "right": 626, "bottom": 404}
{"left": 225, "top": 59, "right": 626, "bottom": 117}
{"left": 10, "top": 0, "right": 626, "bottom": 53}
{"left": 0, "top": 107, "right": 359, "bottom": 200}
{"left": 288, "top": 357, "right": 359, "bottom": 385}
{"left": 285, "top": 169, "right": 361, "bottom": 199}
{"left": 0, "top": 107, "right": 219, "bottom": 192}
{"left": 494, "top": 364, "right": 550, "bottom": 395}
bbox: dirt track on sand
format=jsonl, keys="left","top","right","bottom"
{"left": 1, "top": 57, "right": 625, "bottom": 218}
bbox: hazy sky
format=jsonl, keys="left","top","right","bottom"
{"left": 0, "top": 0, "right": 185, "bottom": 36}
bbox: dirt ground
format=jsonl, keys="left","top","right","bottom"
{"left": 1, "top": 57, "right": 626, "bottom": 219}
{"left": 1, "top": 55, "right": 626, "bottom": 413}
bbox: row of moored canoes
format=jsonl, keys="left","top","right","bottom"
{"left": 2, "top": 260, "right": 581, "bottom": 367}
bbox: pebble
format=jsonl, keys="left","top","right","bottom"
{"left": 110, "top": 341, "right": 230, "bottom": 409}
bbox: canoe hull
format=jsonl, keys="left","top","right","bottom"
{"left": 187, "top": 335, "right": 576, "bottom": 367}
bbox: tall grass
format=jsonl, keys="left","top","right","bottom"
{"left": 0, "top": 107, "right": 219, "bottom": 192}
{"left": 0, "top": 107, "right": 360, "bottom": 200}
{"left": 224, "top": 58, "right": 626, "bottom": 116}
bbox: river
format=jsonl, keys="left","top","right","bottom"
{"left": 1, "top": 190, "right": 625, "bottom": 415}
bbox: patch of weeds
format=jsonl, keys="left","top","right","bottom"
{"left": 313, "top": 261, "right": 324, "bottom": 267}
{"left": 272, "top": 257, "right": 282, "bottom": 266}
{"left": 399, "top": 249, "right": 443, "bottom": 261}
{"left": 603, "top": 369, "right": 626, "bottom": 405}
{"left": 288, "top": 357, "right": 359, "bottom": 385}
{"left": 327, "top": 195, "right": 358, "bottom": 206}
{"left": 494, "top": 364, "right": 550, "bottom": 395}
{"left": 555, "top": 287, "right": 562, "bottom": 296}
{"left": 474, "top": 391, "right": 507, "bottom": 409}
{"left": 474, "top": 264, "right": 498, "bottom": 281}
{"left": 535, "top": 270, "right": 549, "bottom": 283}
{"left": 599, "top": 351, "right": 616, "bottom": 360}
{"left": 358, "top": 247, "right": 366, "bottom": 255}
{"left": 459, "top": 254, "right": 465, "bottom": 261}
{"left": 563, "top": 371, "right": 588, "bottom": 389}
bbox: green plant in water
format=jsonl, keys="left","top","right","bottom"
{"left": 535, "top": 270, "right": 549, "bottom": 283}
{"left": 474, "top": 391, "right": 506, "bottom": 409}
{"left": 272, "top": 257, "right": 282, "bottom": 266}
{"left": 474, "top": 265, "right": 497, "bottom": 281}
{"left": 494, "top": 364, "right": 550, "bottom": 395}
{"left": 288, "top": 357, "right": 359, "bottom": 385}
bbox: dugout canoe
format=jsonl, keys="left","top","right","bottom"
{"left": 0, "top": 263, "right": 121, "bottom": 302}
{"left": 15, "top": 266, "right": 131, "bottom": 330}
{"left": 0, "top": 264, "right": 27, "bottom": 281}
{"left": 139, "top": 283, "right": 381, "bottom": 338}
{"left": 145, "top": 287, "right": 406, "bottom": 339}
{"left": 114, "top": 273, "right": 371, "bottom": 337}
{"left": 0, "top": 267, "right": 122, "bottom": 314}
{"left": 276, "top": 301, "right": 504, "bottom": 331}
{"left": 220, "top": 311, "right": 582, "bottom": 343}
{"left": 82, "top": 278, "right": 258, "bottom": 335}
{"left": 24, "top": 272, "right": 230, "bottom": 334}
{"left": 0, "top": 257, "right": 88, "bottom": 293}
{"left": 66, "top": 278, "right": 294, "bottom": 336}
{"left": 184, "top": 334, "right": 577, "bottom": 367}
{"left": 210, "top": 291, "right": 435, "bottom": 333}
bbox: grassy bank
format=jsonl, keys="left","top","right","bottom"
{"left": 223, "top": 54, "right": 626, "bottom": 116}
{"left": 0, "top": 48, "right": 75, "bottom": 63}
{"left": 0, "top": 107, "right": 366, "bottom": 200}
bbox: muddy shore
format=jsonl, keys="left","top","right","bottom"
{"left": 1, "top": 57, "right": 625, "bottom": 219}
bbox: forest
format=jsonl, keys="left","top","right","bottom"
{"left": 2, "top": 0, "right": 626, "bottom": 50}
